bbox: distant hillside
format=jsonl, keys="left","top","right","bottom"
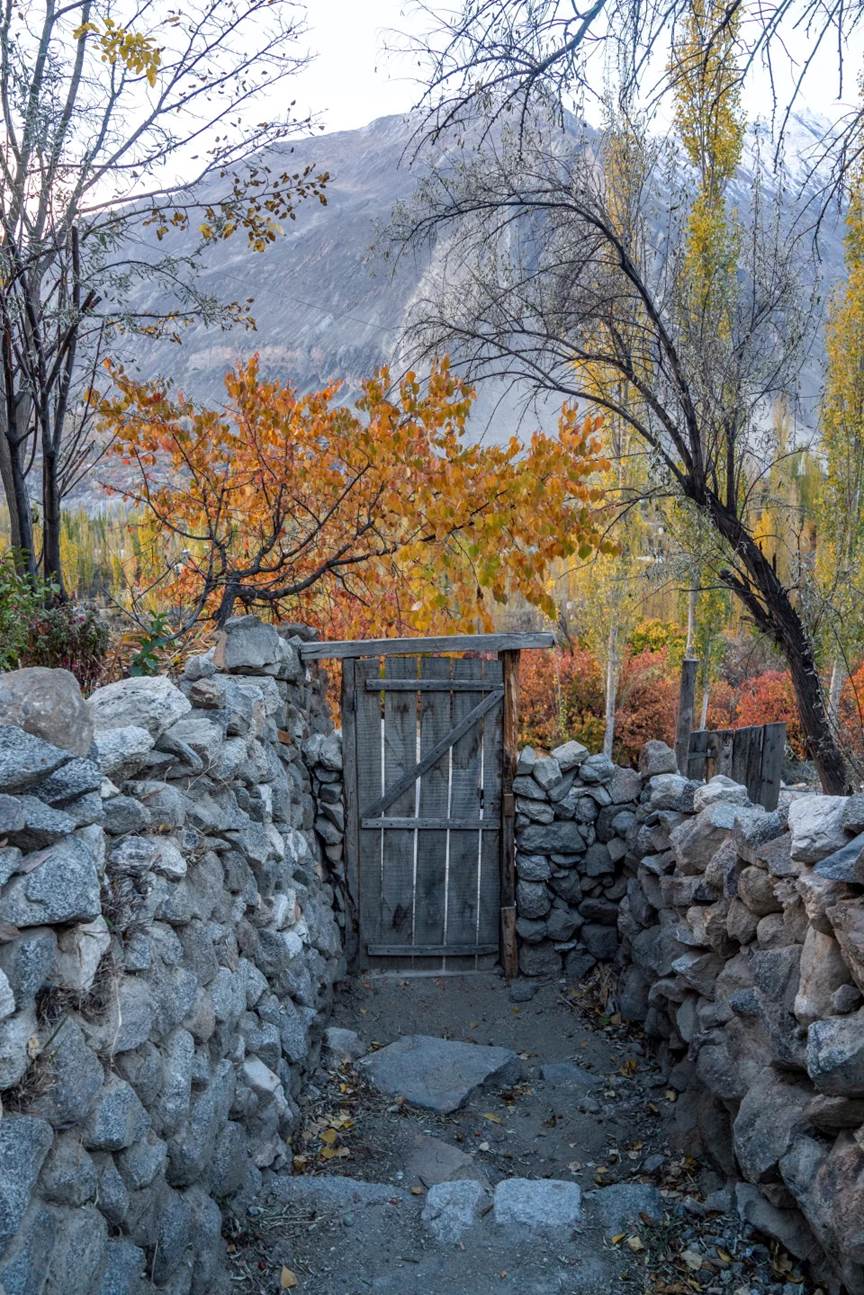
{"left": 119, "top": 109, "right": 844, "bottom": 447}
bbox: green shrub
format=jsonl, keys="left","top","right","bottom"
{"left": 0, "top": 550, "right": 109, "bottom": 691}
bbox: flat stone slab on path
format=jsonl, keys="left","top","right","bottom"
{"left": 270, "top": 1174, "right": 411, "bottom": 1210}
{"left": 358, "top": 1034, "right": 523, "bottom": 1113}
{"left": 493, "top": 1179, "right": 584, "bottom": 1234}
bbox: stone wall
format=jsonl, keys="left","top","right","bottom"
{"left": 0, "top": 616, "right": 345, "bottom": 1295}
{"left": 517, "top": 734, "right": 864, "bottom": 1295}
{"left": 514, "top": 740, "right": 641, "bottom": 979}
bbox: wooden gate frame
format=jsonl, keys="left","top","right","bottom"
{"left": 299, "top": 632, "right": 555, "bottom": 974}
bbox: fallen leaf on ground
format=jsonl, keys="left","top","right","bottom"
{"left": 280, "top": 1268, "right": 298, "bottom": 1289}
{"left": 482, "top": 1112, "right": 503, "bottom": 1124}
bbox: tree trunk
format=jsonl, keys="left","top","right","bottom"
{"left": 41, "top": 449, "right": 65, "bottom": 595}
{"left": 828, "top": 658, "right": 844, "bottom": 726}
{"left": 0, "top": 421, "right": 35, "bottom": 577}
{"left": 704, "top": 489, "right": 851, "bottom": 793}
{"left": 602, "top": 620, "right": 619, "bottom": 758}
{"left": 675, "top": 656, "right": 698, "bottom": 774}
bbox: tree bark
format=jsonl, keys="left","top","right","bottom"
{"left": 602, "top": 620, "right": 620, "bottom": 758}
{"left": 41, "top": 448, "right": 64, "bottom": 594}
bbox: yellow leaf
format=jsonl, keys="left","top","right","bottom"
{"left": 280, "top": 1268, "right": 298, "bottom": 1289}
{"left": 320, "top": 1128, "right": 338, "bottom": 1145}
{"left": 481, "top": 1112, "right": 503, "bottom": 1124}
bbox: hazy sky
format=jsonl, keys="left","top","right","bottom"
{"left": 292, "top": 0, "right": 858, "bottom": 139}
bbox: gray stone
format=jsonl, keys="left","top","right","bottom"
{"left": 815, "top": 830, "right": 864, "bottom": 883}
{"left": 788, "top": 794, "right": 848, "bottom": 863}
{"left": 38, "top": 757, "right": 103, "bottom": 805}
{"left": 516, "top": 854, "right": 552, "bottom": 881}
{"left": 84, "top": 1075, "right": 150, "bottom": 1150}
{"left": 94, "top": 976, "right": 155, "bottom": 1054}
{"left": 833, "top": 983, "right": 863, "bottom": 1014}
{"left": 512, "top": 776, "right": 547, "bottom": 800}
{"left": 824, "top": 897, "right": 864, "bottom": 993}
{"left": 583, "top": 843, "right": 614, "bottom": 876}
{"left": 546, "top": 908, "right": 580, "bottom": 942}
{"left": 0, "top": 844, "right": 21, "bottom": 885}
{"left": 564, "top": 948, "right": 597, "bottom": 980}
{"left": 358, "top": 1034, "right": 523, "bottom": 1113}
{"left": 0, "top": 666, "right": 93, "bottom": 756}
{"left": 116, "top": 1131, "right": 168, "bottom": 1190}
{"left": 519, "top": 820, "right": 587, "bottom": 854}
{"left": 322, "top": 1026, "right": 365, "bottom": 1062}
{"left": 0, "top": 1115, "right": 53, "bottom": 1246}
{"left": 213, "top": 615, "right": 283, "bottom": 673}
{"left": 738, "top": 866, "right": 781, "bottom": 916}
{"left": 532, "top": 755, "right": 562, "bottom": 789}
{"left": 648, "top": 773, "right": 694, "bottom": 811}
{"left": 806, "top": 1009, "right": 864, "bottom": 1094}
{"left": 0, "top": 794, "right": 76, "bottom": 849}
{"left": 693, "top": 775, "right": 750, "bottom": 812}
{"left": 670, "top": 802, "right": 741, "bottom": 873}
{"left": 405, "top": 1132, "right": 488, "bottom": 1190}
{"left": 96, "top": 1238, "right": 147, "bottom": 1295}
{"left": 579, "top": 753, "right": 616, "bottom": 784}
{"left": 509, "top": 979, "right": 540, "bottom": 1002}
{"left": 581, "top": 923, "right": 618, "bottom": 961}
{"left": 732, "top": 807, "right": 788, "bottom": 864}
{"left": 0, "top": 724, "right": 70, "bottom": 792}
{"left": 52, "top": 916, "right": 110, "bottom": 993}
{"left": 733, "top": 1183, "right": 815, "bottom": 1262}
{"left": 493, "top": 1178, "right": 583, "bottom": 1233}
{"left": 843, "top": 794, "right": 864, "bottom": 834}
{"left": 551, "top": 740, "right": 589, "bottom": 771}
{"left": 794, "top": 927, "right": 850, "bottom": 1025}
{"left": 150, "top": 1185, "right": 193, "bottom": 1285}
{"left": 422, "top": 1179, "right": 491, "bottom": 1242}
{"left": 39, "top": 1133, "right": 98, "bottom": 1205}
{"left": 588, "top": 1183, "right": 663, "bottom": 1233}
{"left": 639, "top": 740, "right": 677, "bottom": 775}
{"left": 0, "top": 1007, "right": 37, "bottom": 1089}
{"left": 732, "top": 1073, "right": 810, "bottom": 1182}
{"left": 103, "top": 794, "right": 151, "bottom": 835}
{"left": 0, "top": 968, "right": 13, "bottom": 1020}
{"left": 0, "top": 793, "right": 25, "bottom": 833}
{"left": 93, "top": 725, "right": 154, "bottom": 777}
{"left": 516, "top": 747, "right": 538, "bottom": 775}
{"left": 805, "top": 1093, "right": 864, "bottom": 1128}
{"left": 89, "top": 675, "right": 191, "bottom": 738}
{"left": 516, "top": 879, "right": 552, "bottom": 919}
{"left": 94, "top": 1155, "right": 129, "bottom": 1228}
{"left": 0, "top": 836, "right": 100, "bottom": 928}
{"left": 609, "top": 766, "right": 641, "bottom": 803}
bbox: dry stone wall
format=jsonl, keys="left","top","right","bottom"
{"left": 0, "top": 616, "right": 345, "bottom": 1295}
{"left": 517, "top": 734, "right": 864, "bottom": 1295}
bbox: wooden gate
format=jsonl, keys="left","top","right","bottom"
{"left": 300, "top": 633, "right": 553, "bottom": 972}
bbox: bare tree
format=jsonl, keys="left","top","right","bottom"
{"left": 0, "top": 0, "right": 327, "bottom": 589}
{"left": 390, "top": 123, "right": 852, "bottom": 790}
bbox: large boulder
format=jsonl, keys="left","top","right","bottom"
{"left": 788, "top": 795, "right": 848, "bottom": 863}
{"left": 806, "top": 1009, "right": 864, "bottom": 1094}
{"left": 826, "top": 899, "right": 864, "bottom": 993}
{"left": 732, "top": 1072, "right": 810, "bottom": 1182}
{"left": 0, "top": 837, "right": 101, "bottom": 927}
{"left": 88, "top": 676, "right": 190, "bottom": 739}
{"left": 358, "top": 1035, "right": 523, "bottom": 1113}
{"left": 0, "top": 667, "right": 92, "bottom": 756}
{"left": 0, "top": 725, "right": 70, "bottom": 793}
{"left": 639, "top": 741, "right": 677, "bottom": 775}
{"left": 794, "top": 928, "right": 852, "bottom": 1026}
{"left": 670, "top": 802, "right": 742, "bottom": 873}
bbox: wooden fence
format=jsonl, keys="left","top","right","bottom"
{"left": 686, "top": 721, "right": 786, "bottom": 810}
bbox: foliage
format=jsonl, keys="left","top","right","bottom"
{"left": 20, "top": 603, "right": 110, "bottom": 694}
{"left": 0, "top": 552, "right": 55, "bottom": 672}
{"left": 613, "top": 649, "right": 679, "bottom": 764}
{"left": 128, "top": 612, "right": 175, "bottom": 677}
{"left": 518, "top": 648, "right": 605, "bottom": 751}
{"left": 628, "top": 619, "right": 686, "bottom": 663}
{"left": 99, "top": 357, "right": 611, "bottom": 637}
{"left": 733, "top": 671, "right": 807, "bottom": 758}
{"left": 0, "top": 548, "right": 108, "bottom": 689}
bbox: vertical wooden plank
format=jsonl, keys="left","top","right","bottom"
{"left": 414, "top": 657, "right": 451, "bottom": 961}
{"left": 687, "top": 729, "right": 709, "bottom": 782}
{"left": 759, "top": 722, "right": 786, "bottom": 811}
{"left": 340, "top": 659, "right": 361, "bottom": 967}
{"left": 380, "top": 656, "right": 418, "bottom": 964}
{"left": 447, "top": 656, "right": 486, "bottom": 952}
{"left": 499, "top": 649, "right": 519, "bottom": 979}
{"left": 675, "top": 657, "right": 699, "bottom": 775}
{"left": 354, "top": 658, "right": 384, "bottom": 969}
{"left": 477, "top": 657, "right": 503, "bottom": 953}
{"left": 730, "top": 726, "right": 750, "bottom": 786}
{"left": 716, "top": 729, "right": 735, "bottom": 778}
{"left": 745, "top": 724, "right": 765, "bottom": 804}
{"left": 705, "top": 730, "right": 722, "bottom": 781}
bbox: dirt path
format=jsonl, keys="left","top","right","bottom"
{"left": 228, "top": 971, "right": 817, "bottom": 1295}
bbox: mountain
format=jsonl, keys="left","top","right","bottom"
{"left": 120, "top": 109, "right": 845, "bottom": 446}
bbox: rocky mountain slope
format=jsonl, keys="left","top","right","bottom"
{"left": 121, "top": 110, "right": 844, "bottom": 446}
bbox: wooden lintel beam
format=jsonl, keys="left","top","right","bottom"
{"left": 299, "top": 631, "right": 556, "bottom": 660}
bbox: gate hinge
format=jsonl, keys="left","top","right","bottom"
{"left": 503, "top": 792, "right": 515, "bottom": 819}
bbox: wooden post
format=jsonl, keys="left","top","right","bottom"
{"left": 759, "top": 722, "right": 786, "bottom": 810}
{"left": 675, "top": 657, "right": 699, "bottom": 775}
{"left": 340, "top": 659, "right": 361, "bottom": 967}
{"left": 500, "top": 649, "right": 520, "bottom": 979}
{"left": 687, "top": 729, "right": 709, "bottom": 781}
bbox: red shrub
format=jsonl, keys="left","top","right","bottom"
{"left": 705, "top": 680, "right": 738, "bottom": 729}
{"left": 518, "top": 647, "right": 604, "bottom": 750}
{"left": 734, "top": 670, "right": 806, "bottom": 758}
{"left": 613, "top": 649, "right": 679, "bottom": 766}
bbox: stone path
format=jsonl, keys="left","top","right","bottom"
{"left": 228, "top": 972, "right": 819, "bottom": 1295}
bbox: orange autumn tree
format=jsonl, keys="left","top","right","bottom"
{"left": 99, "top": 357, "right": 611, "bottom": 638}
